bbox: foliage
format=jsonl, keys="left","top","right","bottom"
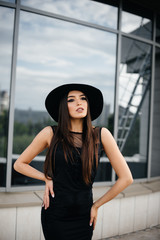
{"left": 0, "top": 110, "right": 8, "bottom": 157}
{"left": 13, "top": 118, "right": 55, "bottom": 154}
{"left": 0, "top": 109, "right": 55, "bottom": 156}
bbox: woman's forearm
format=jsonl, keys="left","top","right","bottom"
{"left": 93, "top": 177, "right": 133, "bottom": 209}
{"left": 14, "top": 162, "right": 46, "bottom": 182}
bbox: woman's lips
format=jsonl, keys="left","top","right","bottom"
{"left": 76, "top": 107, "right": 84, "bottom": 113}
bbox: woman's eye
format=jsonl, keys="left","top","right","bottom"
{"left": 81, "top": 97, "right": 87, "bottom": 101}
{"left": 67, "top": 99, "right": 74, "bottom": 102}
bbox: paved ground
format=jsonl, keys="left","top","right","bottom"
{"left": 102, "top": 225, "right": 160, "bottom": 240}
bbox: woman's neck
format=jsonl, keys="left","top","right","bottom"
{"left": 70, "top": 119, "right": 83, "bottom": 133}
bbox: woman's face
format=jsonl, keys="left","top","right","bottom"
{"left": 67, "top": 90, "right": 88, "bottom": 119}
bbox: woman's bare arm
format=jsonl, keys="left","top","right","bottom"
{"left": 14, "top": 126, "right": 55, "bottom": 209}
{"left": 90, "top": 127, "right": 133, "bottom": 228}
{"left": 95, "top": 127, "right": 133, "bottom": 207}
{"left": 14, "top": 126, "right": 53, "bottom": 181}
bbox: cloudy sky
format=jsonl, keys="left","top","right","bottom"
{"left": 15, "top": 8, "right": 117, "bottom": 113}
{"left": 21, "top": 0, "right": 118, "bottom": 29}
{"left": 0, "top": 0, "right": 152, "bottom": 114}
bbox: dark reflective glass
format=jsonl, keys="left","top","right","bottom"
{"left": 21, "top": 0, "right": 118, "bottom": 29}
{"left": 122, "top": 0, "right": 153, "bottom": 40}
{"left": 151, "top": 47, "right": 160, "bottom": 177}
{"left": 11, "top": 11, "right": 117, "bottom": 186}
{"left": 0, "top": 7, "right": 14, "bottom": 187}
{"left": 156, "top": 15, "right": 160, "bottom": 43}
{"left": 118, "top": 36, "right": 151, "bottom": 179}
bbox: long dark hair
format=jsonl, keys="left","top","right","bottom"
{"left": 44, "top": 93, "right": 99, "bottom": 185}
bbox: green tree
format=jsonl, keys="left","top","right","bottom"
{"left": 0, "top": 110, "right": 8, "bottom": 157}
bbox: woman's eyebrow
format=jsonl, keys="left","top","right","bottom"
{"left": 67, "top": 94, "right": 85, "bottom": 98}
{"left": 67, "top": 95, "right": 75, "bottom": 98}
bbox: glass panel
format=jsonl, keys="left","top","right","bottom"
{"left": 0, "top": 0, "right": 15, "bottom": 3}
{"left": 21, "top": 0, "right": 118, "bottom": 29}
{"left": 156, "top": 15, "right": 160, "bottom": 43}
{"left": 151, "top": 47, "right": 160, "bottom": 177}
{"left": 12, "top": 11, "right": 117, "bottom": 186}
{"left": 0, "top": 7, "right": 14, "bottom": 187}
{"left": 118, "top": 36, "right": 151, "bottom": 179}
{"left": 122, "top": 1, "right": 153, "bottom": 40}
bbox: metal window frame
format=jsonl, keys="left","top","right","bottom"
{"left": 0, "top": 0, "right": 160, "bottom": 192}
{"left": 111, "top": 0, "right": 122, "bottom": 183}
{"left": 6, "top": 0, "right": 20, "bottom": 191}
{"left": 147, "top": 12, "right": 160, "bottom": 180}
{"left": 0, "top": 0, "right": 16, "bottom": 8}
{"left": 0, "top": 0, "right": 18, "bottom": 191}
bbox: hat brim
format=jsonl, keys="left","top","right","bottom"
{"left": 45, "top": 83, "right": 103, "bottom": 122}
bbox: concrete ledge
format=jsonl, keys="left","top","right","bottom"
{"left": 0, "top": 192, "right": 42, "bottom": 208}
{"left": 121, "top": 182, "right": 152, "bottom": 197}
{"left": 142, "top": 180, "right": 160, "bottom": 192}
{"left": 0, "top": 180, "right": 159, "bottom": 208}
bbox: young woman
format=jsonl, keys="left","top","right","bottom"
{"left": 14, "top": 83, "right": 133, "bottom": 240}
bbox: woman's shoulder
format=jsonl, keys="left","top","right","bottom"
{"left": 93, "top": 126, "right": 112, "bottom": 140}
{"left": 100, "top": 127, "right": 116, "bottom": 147}
{"left": 38, "top": 126, "right": 54, "bottom": 140}
{"left": 39, "top": 126, "right": 54, "bottom": 146}
{"left": 92, "top": 126, "right": 109, "bottom": 133}
{"left": 30, "top": 126, "right": 54, "bottom": 148}
{"left": 42, "top": 125, "right": 57, "bottom": 133}
{"left": 41, "top": 126, "right": 53, "bottom": 134}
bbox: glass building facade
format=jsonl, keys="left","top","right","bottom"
{"left": 0, "top": 0, "right": 160, "bottom": 191}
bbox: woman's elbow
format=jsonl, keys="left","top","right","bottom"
{"left": 13, "top": 160, "right": 20, "bottom": 172}
{"left": 126, "top": 174, "right": 134, "bottom": 186}
{"left": 119, "top": 172, "right": 133, "bottom": 187}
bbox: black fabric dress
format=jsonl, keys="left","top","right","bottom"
{"left": 41, "top": 126, "right": 103, "bottom": 240}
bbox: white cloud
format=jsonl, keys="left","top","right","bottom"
{"left": 17, "top": 66, "right": 70, "bottom": 80}
{"left": 21, "top": 0, "right": 118, "bottom": 29}
{"left": 17, "top": 12, "right": 116, "bottom": 65}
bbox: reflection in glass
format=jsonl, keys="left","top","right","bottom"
{"left": 118, "top": 37, "right": 151, "bottom": 179}
{"left": 0, "top": 7, "right": 14, "bottom": 187}
{"left": 21, "top": 0, "right": 118, "bottom": 29}
{"left": 156, "top": 15, "right": 160, "bottom": 43}
{"left": 151, "top": 47, "right": 160, "bottom": 177}
{"left": 1, "top": 0, "right": 15, "bottom": 3}
{"left": 12, "top": 11, "right": 116, "bottom": 186}
{"left": 122, "top": 1, "right": 152, "bottom": 40}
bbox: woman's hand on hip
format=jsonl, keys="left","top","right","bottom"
{"left": 43, "top": 178, "right": 54, "bottom": 210}
{"left": 90, "top": 203, "right": 98, "bottom": 230}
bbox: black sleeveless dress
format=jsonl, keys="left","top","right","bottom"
{"left": 41, "top": 126, "right": 103, "bottom": 240}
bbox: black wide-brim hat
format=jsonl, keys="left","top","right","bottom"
{"left": 45, "top": 83, "right": 103, "bottom": 122}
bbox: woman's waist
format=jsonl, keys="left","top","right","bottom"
{"left": 51, "top": 188, "right": 93, "bottom": 206}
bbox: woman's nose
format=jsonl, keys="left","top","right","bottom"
{"left": 76, "top": 99, "right": 81, "bottom": 105}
